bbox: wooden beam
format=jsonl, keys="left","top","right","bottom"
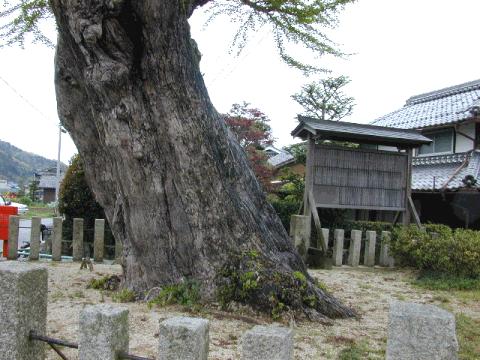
{"left": 392, "top": 211, "right": 401, "bottom": 226}
{"left": 308, "top": 190, "right": 327, "bottom": 253}
{"left": 403, "top": 148, "right": 413, "bottom": 225}
{"left": 407, "top": 196, "right": 422, "bottom": 229}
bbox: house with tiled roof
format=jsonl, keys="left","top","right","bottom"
{"left": 265, "top": 145, "right": 305, "bottom": 179}
{"left": 372, "top": 79, "right": 480, "bottom": 228}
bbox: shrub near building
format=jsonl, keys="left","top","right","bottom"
{"left": 391, "top": 224, "right": 480, "bottom": 279}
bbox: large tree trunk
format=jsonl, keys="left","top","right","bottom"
{"left": 50, "top": 0, "right": 354, "bottom": 319}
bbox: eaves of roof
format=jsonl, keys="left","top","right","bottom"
{"left": 412, "top": 151, "right": 480, "bottom": 191}
{"left": 292, "top": 116, "right": 431, "bottom": 147}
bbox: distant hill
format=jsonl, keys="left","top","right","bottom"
{"left": 0, "top": 139, "right": 64, "bottom": 185}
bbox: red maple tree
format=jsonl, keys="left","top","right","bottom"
{"left": 224, "top": 103, "right": 274, "bottom": 190}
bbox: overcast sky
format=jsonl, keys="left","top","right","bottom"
{"left": 1, "top": 0, "right": 479, "bottom": 164}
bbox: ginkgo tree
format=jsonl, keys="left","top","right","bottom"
{"left": 0, "top": 0, "right": 356, "bottom": 320}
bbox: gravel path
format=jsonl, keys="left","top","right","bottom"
{"left": 17, "top": 261, "right": 474, "bottom": 359}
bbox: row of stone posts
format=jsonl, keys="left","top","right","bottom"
{"left": 5, "top": 216, "right": 121, "bottom": 262}
{"left": 290, "top": 215, "right": 395, "bottom": 267}
{"left": 0, "top": 262, "right": 294, "bottom": 360}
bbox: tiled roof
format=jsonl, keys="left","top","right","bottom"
{"left": 39, "top": 175, "right": 63, "bottom": 189}
{"left": 267, "top": 150, "right": 295, "bottom": 168}
{"left": 412, "top": 151, "right": 480, "bottom": 191}
{"left": 292, "top": 116, "right": 431, "bottom": 147}
{"left": 371, "top": 79, "right": 480, "bottom": 129}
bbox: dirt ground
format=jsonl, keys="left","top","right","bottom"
{"left": 13, "top": 261, "right": 478, "bottom": 359}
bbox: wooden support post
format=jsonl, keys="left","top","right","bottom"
{"left": 308, "top": 191, "right": 326, "bottom": 253}
{"left": 303, "top": 136, "right": 315, "bottom": 244}
{"left": 408, "top": 196, "right": 422, "bottom": 229}
{"left": 403, "top": 148, "right": 413, "bottom": 225}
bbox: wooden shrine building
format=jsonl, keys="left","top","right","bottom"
{"left": 291, "top": 116, "right": 432, "bottom": 251}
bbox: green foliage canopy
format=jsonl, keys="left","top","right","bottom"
{"left": 58, "top": 154, "right": 105, "bottom": 227}
{"left": 1, "top": 0, "right": 354, "bottom": 72}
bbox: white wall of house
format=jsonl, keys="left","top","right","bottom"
{"left": 455, "top": 123, "right": 475, "bottom": 153}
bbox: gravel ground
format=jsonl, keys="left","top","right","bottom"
{"left": 9, "top": 261, "right": 476, "bottom": 359}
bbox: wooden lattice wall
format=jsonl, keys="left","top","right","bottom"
{"left": 311, "top": 145, "right": 408, "bottom": 211}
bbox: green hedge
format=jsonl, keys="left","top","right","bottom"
{"left": 390, "top": 224, "right": 480, "bottom": 278}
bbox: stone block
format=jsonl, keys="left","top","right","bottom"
{"left": 72, "top": 218, "right": 84, "bottom": 261}
{"left": 7, "top": 215, "right": 20, "bottom": 260}
{"left": 347, "top": 230, "right": 361, "bottom": 267}
{"left": 289, "top": 215, "right": 309, "bottom": 260}
{"left": 52, "top": 217, "right": 62, "bottom": 261}
{"left": 241, "top": 325, "right": 293, "bottom": 360}
{"left": 29, "top": 217, "right": 41, "bottom": 261}
{"left": 79, "top": 304, "right": 129, "bottom": 360}
{"left": 320, "top": 228, "right": 329, "bottom": 251}
{"left": 158, "top": 316, "right": 209, "bottom": 360}
{"left": 0, "top": 262, "right": 48, "bottom": 360}
{"left": 333, "top": 229, "right": 344, "bottom": 266}
{"left": 94, "top": 219, "right": 105, "bottom": 262}
{"left": 386, "top": 301, "right": 458, "bottom": 359}
{"left": 363, "top": 231, "right": 376, "bottom": 267}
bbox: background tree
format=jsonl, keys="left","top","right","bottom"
{"left": 292, "top": 75, "right": 355, "bottom": 121}
{"left": 0, "top": 0, "right": 355, "bottom": 320}
{"left": 58, "top": 154, "right": 114, "bottom": 256}
{"left": 224, "top": 103, "right": 273, "bottom": 190}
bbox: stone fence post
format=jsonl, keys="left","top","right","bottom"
{"left": 0, "top": 262, "right": 48, "bottom": 360}
{"left": 289, "top": 215, "right": 309, "bottom": 260}
{"left": 79, "top": 304, "right": 129, "bottom": 360}
{"left": 333, "top": 229, "right": 344, "bottom": 266}
{"left": 380, "top": 231, "right": 395, "bottom": 267}
{"left": 72, "top": 218, "right": 84, "bottom": 261}
{"left": 52, "top": 217, "right": 63, "bottom": 261}
{"left": 94, "top": 219, "right": 105, "bottom": 262}
{"left": 347, "top": 230, "right": 362, "bottom": 267}
{"left": 241, "top": 325, "right": 293, "bottom": 360}
{"left": 29, "top": 217, "right": 41, "bottom": 261}
{"left": 7, "top": 215, "right": 20, "bottom": 260}
{"left": 364, "top": 231, "right": 376, "bottom": 267}
{"left": 158, "top": 317, "right": 209, "bottom": 360}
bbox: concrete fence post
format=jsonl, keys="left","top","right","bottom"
{"left": 364, "top": 231, "right": 376, "bottom": 267}
{"left": 7, "top": 215, "right": 20, "bottom": 260}
{"left": 72, "top": 218, "right": 84, "bottom": 262}
{"left": 29, "top": 217, "right": 41, "bottom": 260}
{"left": 52, "top": 217, "right": 63, "bottom": 261}
{"left": 158, "top": 317, "right": 209, "bottom": 360}
{"left": 289, "top": 215, "right": 309, "bottom": 259}
{"left": 380, "top": 231, "right": 395, "bottom": 267}
{"left": 79, "top": 304, "right": 129, "bottom": 360}
{"left": 348, "top": 230, "right": 362, "bottom": 267}
{"left": 0, "top": 262, "right": 48, "bottom": 360}
{"left": 333, "top": 229, "right": 344, "bottom": 266}
{"left": 240, "top": 325, "right": 294, "bottom": 360}
{"left": 94, "top": 219, "right": 105, "bottom": 262}
{"left": 321, "top": 228, "right": 329, "bottom": 252}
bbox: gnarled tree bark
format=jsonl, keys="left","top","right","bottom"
{"left": 50, "top": 0, "right": 354, "bottom": 319}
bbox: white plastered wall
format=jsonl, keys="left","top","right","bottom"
{"left": 455, "top": 122, "right": 475, "bottom": 153}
